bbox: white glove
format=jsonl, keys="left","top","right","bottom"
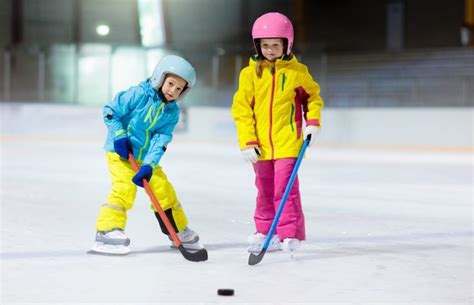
{"left": 303, "top": 125, "right": 321, "bottom": 147}
{"left": 241, "top": 147, "right": 260, "bottom": 163}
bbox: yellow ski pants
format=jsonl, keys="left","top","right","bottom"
{"left": 95, "top": 152, "right": 188, "bottom": 232}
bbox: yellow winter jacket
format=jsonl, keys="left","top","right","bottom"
{"left": 232, "top": 55, "right": 324, "bottom": 160}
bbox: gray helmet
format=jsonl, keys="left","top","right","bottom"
{"left": 150, "top": 55, "right": 196, "bottom": 100}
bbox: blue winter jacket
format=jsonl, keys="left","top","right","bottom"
{"left": 103, "top": 80, "right": 179, "bottom": 168}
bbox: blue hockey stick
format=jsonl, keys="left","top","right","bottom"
{"left": 248, "top": 135, "right": 311, "bottom": 265}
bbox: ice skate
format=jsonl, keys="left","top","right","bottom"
{"left": 88, "top": 229, "right": 131, "bottom": 256}
{"left": 281, "top": 238, "right": 301, "bottom": 258}
{"left": 247, "top": 232, "right": 281, "bottom": 253}
{"left": 170, "top": 227, "right": 205, "bottom": 251}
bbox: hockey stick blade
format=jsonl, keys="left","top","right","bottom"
{"left": 178, "top": 244, "right": 208, "bottom": 262}
{"left": 248, "top": 249, "right": 266, "bottom": 265}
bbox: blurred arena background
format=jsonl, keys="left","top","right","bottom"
{"left": 0, "top": 2, "right": 473, "bottom": 304}
{"left": 0, "top": 0, "right": 473, "bottom": 148}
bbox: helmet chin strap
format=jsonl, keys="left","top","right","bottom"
{"left": 157, "top": 88, "right": 170, "bottom": 103}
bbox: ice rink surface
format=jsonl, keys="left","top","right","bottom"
{"left": 1, "top": 104, "right": 472, "bottom": 305}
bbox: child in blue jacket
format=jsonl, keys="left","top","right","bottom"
{"left": 91, "top": 55, "right": 204, "bottom": 255}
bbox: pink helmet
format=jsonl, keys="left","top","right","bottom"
{"left": 252, "top": 12, "right": 294, "bottom": 55}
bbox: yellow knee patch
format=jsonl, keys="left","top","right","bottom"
{"left": 96, "top": 205, "right": 127, "bottom": 232}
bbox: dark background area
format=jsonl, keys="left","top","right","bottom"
{"left": 0, "top": 0, "right": 467, "bottom": 51}
{"left": 0, "top": 0, "right": 472, "bottom": 106}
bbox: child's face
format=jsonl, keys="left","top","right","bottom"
{"left": 260, "top": 38, "right": 284, "bottom": 62}
{"left": 161, "top": 74, "right": 188, "bottom": 102}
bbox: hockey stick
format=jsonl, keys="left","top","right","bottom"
{"left": 129, "top": 154, "right": 208, "bottom": 262}
{"left": 248, "top": 135, "right": 311, "bottom": 266}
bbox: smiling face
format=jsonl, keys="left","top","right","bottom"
{"left": 160, "top": 74, "right": 188, "bottom": 102}
{"left": 260, "top": 38, "right": 284, "bottom": 62}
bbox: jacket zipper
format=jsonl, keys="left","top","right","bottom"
{"left": 138, "top": 103, "right": 164, "bottom": 160}
{"left": 269, "top": 64, "right": 276, "bottom": 160}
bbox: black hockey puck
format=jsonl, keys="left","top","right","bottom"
{"left": 217, "top": 289, "right": 234, "bottom": 296}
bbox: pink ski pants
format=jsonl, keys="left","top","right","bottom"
{"left": 252, "top": 158, "right": 305, "bottom": 241}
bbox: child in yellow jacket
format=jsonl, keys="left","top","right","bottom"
{"left": 232, "top": 12, "right": 324, "bottom": 253}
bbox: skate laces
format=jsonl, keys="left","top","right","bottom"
{"left": 95, "top": 229, "right": 130, "bottom": 246}
{"left": 177, "top": 227, "right": 199, "bottom": 243}
{"left": 281, "top": 238, "right": 301, "bottom": 252}
{"left": 103, "top": 229, "right": 128, "bottom": 239}
{"left": 247, "top": 232, "right": 266, "bottom": 245}
{"left": 247, "top": 233, "right": 280, "bottom": 252}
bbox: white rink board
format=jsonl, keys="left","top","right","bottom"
{"left": 186, "top": 106, "right": 473, "bottom": 148}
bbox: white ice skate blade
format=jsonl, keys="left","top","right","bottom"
{"left": 170, "top": 242, "right": 205, "bottom": 251}
{"left": 88, "top": 242, "right": 131, "bottom": 256}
